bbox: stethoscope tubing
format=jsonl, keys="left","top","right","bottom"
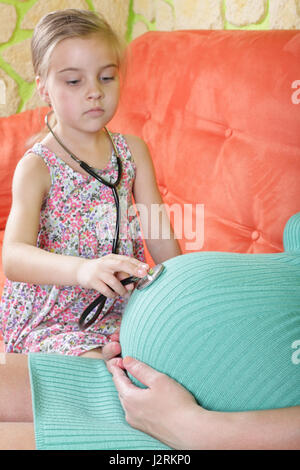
{"left": 78, "top": 275, "right": 138, "bottom": 330}
{"left": 45, "top": 111, "right": 127, "bottom": 330}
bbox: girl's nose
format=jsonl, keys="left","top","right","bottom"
{"left": 87, "top": 82, "right": 104, "bottom": 100}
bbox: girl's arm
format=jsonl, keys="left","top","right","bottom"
{"left": 126, "top": 135, "right": 182, "bottom": 264}
{"left": 110, "top": 357, "right": 300, "bottom": 450}
{"left": 3, "top": 153, "right": 148, "bottom": 293}
{"left": 1, "top": 152, "right": 80, "bottom": 285}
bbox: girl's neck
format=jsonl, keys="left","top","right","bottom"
{"left": 42, "top": 122, "right": 113, "bottom": 171}
{"left": 55, "top": 122, "right": 107, "bottom": 155}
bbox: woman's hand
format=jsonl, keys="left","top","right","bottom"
{"left": 110, "top": 356, "right": 204, "bottom": 449}
{"left": 76, "top": 254, "right": 149, "bottom": 297}
{"left": 110, "top": 357, "right": 300, "bottom": 450}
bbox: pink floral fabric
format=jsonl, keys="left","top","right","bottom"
{"left": 0, "top": 133, "right": 145, "bottom": 355}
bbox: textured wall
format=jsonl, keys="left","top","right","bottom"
{"left": 0, "top": 0, "right": 299, "bottom": 117}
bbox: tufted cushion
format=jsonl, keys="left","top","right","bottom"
{"left": 109, "top": 30, "right": 300, "bottom": 256}
{"left": 120, "top": 212, "right": 300, "bottom": 412}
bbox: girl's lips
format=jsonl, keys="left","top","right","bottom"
{"left": 85, "top": 108, "right": 104, "bottom": 116}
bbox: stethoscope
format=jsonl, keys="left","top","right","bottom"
{"left": 45, "top": 111, "right": 165, "bottom": 330}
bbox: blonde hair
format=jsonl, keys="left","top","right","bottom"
{"left": 31, "top": 9, "right": 125, "bottom": 81}
{"left": 28, "top": 9, "right": 126, "bottom": 147}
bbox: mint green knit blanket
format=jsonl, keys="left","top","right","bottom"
{"left": 29, "top": 212, "right": 300, "bottom": 450}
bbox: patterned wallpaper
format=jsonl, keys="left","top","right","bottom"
{"left": 0, "top": 0, "right": 299, "bottom": 117}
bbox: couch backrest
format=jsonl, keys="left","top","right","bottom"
{"left": 109, "top": 30, "right": 300, "bottom": 255}
{"left": 0, "top": 107, "right": 49, "bottom": 231}
{"left": 0, "top": 31, "right": 299, "bottom": 258}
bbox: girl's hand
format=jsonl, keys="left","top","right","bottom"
{"left": 76, "top": 254, "right": 149, "bottom": 298}
{"left": 110, "top": 357, "right": 203, "bottom": 449}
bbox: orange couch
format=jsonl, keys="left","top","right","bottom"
{"left": 109, "top": 30, "right": 300, "bottom": 256}
{"left": 0, "top": 30, "right": 300, "bottom": 298}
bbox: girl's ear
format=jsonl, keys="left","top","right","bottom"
{"left": 36, "top": 76, "right": 51, "bottom": 105}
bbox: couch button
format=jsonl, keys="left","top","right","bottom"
{"left": 225, "top": 128, "right": 232, "bottom": 138}
{"left": 160, "top": 186, "right": 168, "bottom": 196}
{"left": 145, "top": 111, "right": 151, "bottom": 120}
{"left": 251, "top": 230, "right": 260, "bottom": 241}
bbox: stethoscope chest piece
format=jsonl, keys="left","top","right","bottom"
{"left": 135, "top": 263, "right": 165, "bottom": 290}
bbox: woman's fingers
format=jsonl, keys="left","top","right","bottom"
{"left": 110, "top": 363, "right": 133, "bottom": 393}
{"left": 110, "top": 357, "right": 200, "bottom": 448}
{"left": 106, "top": 357, "right": 124, "bottom": 373}
{"left": 120, "top": 356, "right": 162, "bottom": 388}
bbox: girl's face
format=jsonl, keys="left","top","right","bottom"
{"left": 38, "top": 34, "right": 120, "bottom": 135}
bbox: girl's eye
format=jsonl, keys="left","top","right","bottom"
{"left": 100, "top": 76, "right": 115, "bottom": 82}
{"left": 66, "top": 80, "right": 80, "bottom": 85}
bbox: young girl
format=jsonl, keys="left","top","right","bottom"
{"left": 0, "top": 9, "right": 181, "bottom": 358}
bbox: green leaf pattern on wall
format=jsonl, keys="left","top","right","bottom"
{"left": 0, "top": 0, "right": 299, "bottom": 117}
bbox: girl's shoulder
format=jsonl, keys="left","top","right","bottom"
{"left": 14, "top": 148, "right": 51, "bottom": 194}
{"left": 120, "top": 134, "right": 150, "bottom": 167}
{"left": 108, "top": 132, "right": 149, "bottom": 169}
{"left": 123, "top": 134, "right": 146, "bottom": 148}
{"left": 17, "top": 147, "right": 50, "bottom": 173}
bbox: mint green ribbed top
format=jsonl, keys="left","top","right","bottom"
{"left": 29, "top": 353, "right": 168, "bottom": 450}
{"left": 29, "top": 212, "right": 300, "bottom": 450}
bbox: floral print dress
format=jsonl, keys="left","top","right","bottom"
{"left": 0, "top": 133, "right": 145, "bottom": 355}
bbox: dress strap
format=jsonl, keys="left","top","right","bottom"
{"left": 109, "top": 133, "right": 135, "bottom": 166}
